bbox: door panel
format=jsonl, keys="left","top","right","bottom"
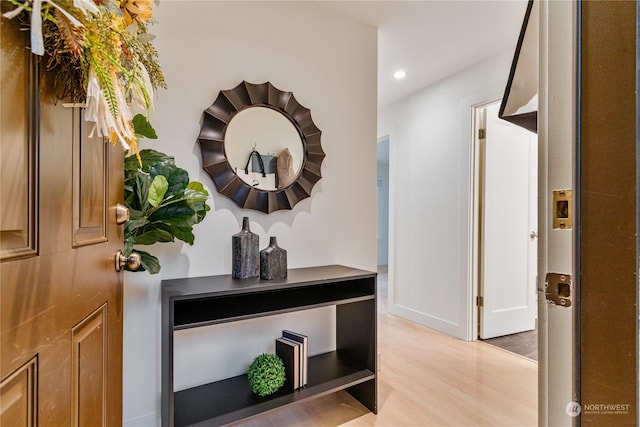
{"left": 578, "top": 1, "right": 637, "bottom": 423}
{"left": 0, "top": 357, "right": 37, "bottom": 427}
{"left": 0, "top": 17, "right": 37, "bottom": 260}
{"left": 72, "top": 305, "right": 108, "bottom": 427}
{"left": 73, "top": 109, "right": 109, "bottom": 246}
{"left": 0, "top": 15, "right": 124, "bottom": 426}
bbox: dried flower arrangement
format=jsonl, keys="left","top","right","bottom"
{"left": 2, "top": 0, "right": 166, "bottom": 162}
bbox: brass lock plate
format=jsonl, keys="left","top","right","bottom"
{"left": 553, "top": 189, "right": 572, "bottom": 229}
{"left": 545, "top": 273, "right": 572, "bottom": 307}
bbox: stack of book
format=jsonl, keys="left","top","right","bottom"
{"left": 275, "top": 330, "right": 308, "bottom": 390}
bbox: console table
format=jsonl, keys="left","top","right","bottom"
{"left": 161, "top": 265, "right": 377, "bottom": 426}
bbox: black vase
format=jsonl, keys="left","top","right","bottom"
{"left": 260, "top": 237, "right": 287, "bottom": 280}
{"left": 232, "top": 217, "right": 259, "bottom": 279}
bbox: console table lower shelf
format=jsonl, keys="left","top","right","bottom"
{"left": 174, "top": 351, "right": 374, "bottom": 426}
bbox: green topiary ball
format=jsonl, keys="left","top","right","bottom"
{"left": 247, "top": 353, "right": 286, "bottom": 397}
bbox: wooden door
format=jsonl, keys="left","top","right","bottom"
{"left": 579, "top": 1, "right": 637, "bottom": 423}
{"left": 0, "top": 17, "right": 124, "bottom": 427}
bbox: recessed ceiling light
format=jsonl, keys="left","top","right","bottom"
{"left": 393, "top": 70, "right": 407, "bottom": 80}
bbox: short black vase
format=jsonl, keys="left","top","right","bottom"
{"left": 260, "top": 236, "right": 287, "bottom": 280}
{"left": 232, "top": 217, "right": 259, "bottom": 279}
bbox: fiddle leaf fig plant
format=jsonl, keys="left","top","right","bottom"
{"left": 124, "top": 149, "right": 211, "bottom": 274}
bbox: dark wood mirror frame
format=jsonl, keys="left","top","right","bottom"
{"left": 198, "top": 81, "right": 325, "bottom": 213}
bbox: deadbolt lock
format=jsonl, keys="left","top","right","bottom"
{"left": 545, "top": 273, "right": 572, "bottom": 307}
{"left": 115, "top": 204, "right": 130, "bottom": 225}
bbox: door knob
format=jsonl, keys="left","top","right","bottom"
{"left": 530, "top": 231, "right": 538, "bottom": 239}
{"left": 115, "top": 204, "right": 130, "bottom": 225}
{"left": 115, "top": 250, "right": 141, "bottom": 272}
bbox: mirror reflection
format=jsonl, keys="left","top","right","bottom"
{"left": 225, "top": 107, "right": 304, "bottom": 191}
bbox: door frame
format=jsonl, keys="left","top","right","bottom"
{"left": 469, "top": 99, "right": 493, "bottom": 340}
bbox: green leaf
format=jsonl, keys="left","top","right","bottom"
{"left": 133, "top": 228, "right": 174, "bottom": 245}
{"left": 172, "top": 226, "right": 195, "bottom": 245}
{"left": 148, "top": 175, "right": 169, "bottom": 207}
{"left": 153, "top": 216, "right": 197, "bottom": 230}
{"left": 184, "top": 187, "right": 209, "bottom": 203}
{"left": 132, "top": 114, "right": 158, "bottom": 139}
{"left": 124, "top": 217, "right": 148, "bottom": 237}
{"left": 125, "top": 149, "right": 174, "bottom": 173}
{"left": 138, "top": 250, "right": 161, "bottom": 274}
{"left": 190, "top": 199, "right": 210, "bottom": 224}
{"left": 124, "top": 249, "right": 161, "bottom": 274}
{"left": 151, "top": 162, "right": 189, "bottom": 197}
{"left": 186, "top": 181, "right": 208, "bottom": 194}
{"left": 92, "top": 56, "right": 118, "bottom": 118}
{"left": 124, "top": 190, "right": 137, "bottom": 210}
{"left": 135, "top": 173, "right": 152, "bottom": 210}
{"left": 149, "top": 200, "right": 196, "bottom": 222}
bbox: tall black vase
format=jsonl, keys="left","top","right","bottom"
{"left": 232, "top": 217, "right": 259, "bottom": 279}
{"left": 260, "top": 236, "right": 287, "bottom": 280}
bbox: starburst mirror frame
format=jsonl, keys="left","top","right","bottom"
{"left": 198, "top": 81, "right": 325, "bottom": 213}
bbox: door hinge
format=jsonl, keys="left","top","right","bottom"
{"left": 478, "top": 128, "right": 486, "bottom": 139}
{"left": 476, "top": 296, "right": 484, "bottom": 307}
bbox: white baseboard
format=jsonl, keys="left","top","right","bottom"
{"left": 389, "top": 302, "right": 466, "bottom": 340}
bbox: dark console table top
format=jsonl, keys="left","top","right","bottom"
{"left": 161, "top": 264, "right": 377, "bottom": 299}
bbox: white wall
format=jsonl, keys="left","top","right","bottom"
{"left": 122, "top": 2, "right": 377, "bottom": 425}
{"left": 378, "top": 50, "right": 513, "bottom": 340}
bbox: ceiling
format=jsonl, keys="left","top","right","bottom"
{"left": 318, "top": 1, "right": 529, "bottom": 108}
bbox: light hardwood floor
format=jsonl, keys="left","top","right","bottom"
{"left": 231, "top": 268, "right": 537, "bottom": 427}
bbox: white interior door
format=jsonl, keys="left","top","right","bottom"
{"left": 480, "top": 101, "right": 538, "bottom": 339}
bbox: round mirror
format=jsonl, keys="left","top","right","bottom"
{"left": 225, "top": 107, "right": 304, "bottom": 191}
{"left": 198, "top": 81, "right": 325, "bottom": 213}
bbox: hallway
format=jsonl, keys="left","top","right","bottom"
{"left": 232, "top": 267, "right": 537, "bottom": 426}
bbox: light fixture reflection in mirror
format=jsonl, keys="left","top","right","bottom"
{"left": 225, "top": 107, "right": 304, "bottom": 191}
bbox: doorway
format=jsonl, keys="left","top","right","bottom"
{"left": 377, "top": 136, "right": 390, "bottom": 267}
{"left": 472, "top": 99, "right": 538, "bottom": 352}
